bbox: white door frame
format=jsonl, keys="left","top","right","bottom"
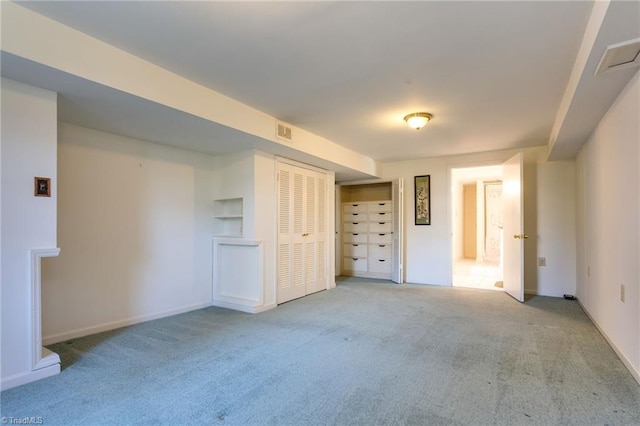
{"left": 336, "top": 179, "right": 404, "bottom": 283}
{"left": 448, "top": 161, "right": 508, "bottom": 288}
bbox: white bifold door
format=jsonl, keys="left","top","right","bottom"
{"left": 277, "top": 161, "right": 328, "bottom": 304}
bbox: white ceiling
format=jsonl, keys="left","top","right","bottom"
{"left": 6, "top": 1, "right": 639, "bottom": 172}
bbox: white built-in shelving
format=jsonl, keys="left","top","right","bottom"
{"left": 213, "top": 197, "right": 243, "bottom": 237}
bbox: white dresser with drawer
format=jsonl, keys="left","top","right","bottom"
{"left": 342, "top": 200, "right": 393, "bottom": 279}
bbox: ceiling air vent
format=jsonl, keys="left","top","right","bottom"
{"left": 595, "top": 38, "right": 640, "bottom": 76}
{"left": 276, "top": 121, "right": 293, "bottom": 142}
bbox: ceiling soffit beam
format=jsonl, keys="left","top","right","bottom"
{"left": 548, "top": 0, "right": 610, "bottom": 160}
{"left": 0, "top": 2, "right": 380, "bottom": 178}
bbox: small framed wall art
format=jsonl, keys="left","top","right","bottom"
{"left": 414, "top": 175, "right": 430, "bottom": 225}
{"left": 34, "top": 177, "right": 51, "bottom": 197}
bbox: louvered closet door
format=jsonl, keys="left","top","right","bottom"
{"left": 304, "top": 170, "right": 327, "bottom": 295}
{"left": 278, "top": 163, "right": 306, "bottom": 303}
{"left": 277, "top": 163, "right": 328, "bottom": 304}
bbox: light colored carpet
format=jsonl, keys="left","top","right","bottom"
{"left": 2, "top": 278, "right": 639, "bottom": 425}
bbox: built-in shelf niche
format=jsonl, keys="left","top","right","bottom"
{"left": 340, "top": 182, "right": 392, "bottom": 202}
{"left": 213, "top": 197, "right": 243, "bottom": 237}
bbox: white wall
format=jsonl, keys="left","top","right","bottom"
{"left": 1, "top": 79, "right": 58, "bottom": 388}
{"left": 381, "top": 146, "right": 576, "bottom": 297}
{"left": 41, "top": 123, "right": 216, "bottom": 344}
{"left": 254, "top": 152, "right": 279, "bottom": 307}
{"left": 576, "top": 70, "right": 639, "bottom": 382}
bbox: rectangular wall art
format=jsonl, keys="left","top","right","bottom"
{"left": 414, "top": 175, "right": 430, "bottom": 225}
{"left": 34, "top": 177, "right": 51, "bottom": 197}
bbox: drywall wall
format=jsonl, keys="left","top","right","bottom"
{"left": 576, "top": 70, "right": 639, "bottom": 382}
{"left": 1, "top": 79, "right": 58, "bottom": 389}
{"left": 381, "top": 146, "right": 576, "bottom": 297}
{"left": 41, "top": 123, "right": 216, "bottom": 344}
{"left": 253, "top": 152, "right": 277, "bottom": 307}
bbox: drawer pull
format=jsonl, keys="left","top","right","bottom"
{"left": 378, "top": 213, "right": 386, "bottom": 215}
{"left": 379, "top": 233, "right": 385, "bottom": 236}
{"left": 379, "top": 245, "right": 386, "bottom": 247}
{"left": 353, "top": 222, "right": 358, "bottom": 225}
{"left": 353, "top": 233, "right": 358, "bottom": 236}
{"left": 379, "top": 222, "right": 385, "bottom": 225}
{"left": 352, "top": 204, "right": 359, "bottom": 207}
{"left": 352, "top": 258, "right": 358, "bottom": 261}
{"left": 353, "top": 244, "right": 358, "bottom": 247}
{"left": 353, "top": 213, "right": 358, "bottom": 215}
{"left": 379, "top": 259, "right": 386, "bottom": 262}
{"left": 379, "top": 203, "right": 385, "bottom": 206}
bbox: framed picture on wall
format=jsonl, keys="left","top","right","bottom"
{"left": 34, "top": 177, "right": 51, "bottom": 197}
{"left": 414, "top": 175, "right": 430, "bottom": 225}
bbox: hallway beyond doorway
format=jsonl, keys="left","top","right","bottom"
{"left": 452, "top": 258, "right": 502, "bottom": 291}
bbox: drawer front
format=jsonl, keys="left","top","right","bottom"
{"left": 344, "top": 212, "right": 366, "bottom": 222}
{"left": 343, "top": 232, "right": 368, "bottom": 243}
{"left": 370, "top": 244, "right": 392, "bottom": 259}
{"left": 368, "top": 212, "right": 391, "bottom": 222}
{"left": 343, "top": 257, "right": 368, "bottom": 272}
{"left": 343, "top": 222, "right": 368, "bottom": 233}
{"left": 369, "top": 233, "right": 392, "bottom": 244}
{"left": 369, "top": 221, "right": 392, "bottom": 233}
{"left": 369, "top": 258, "right": 392, "bottom": 273}
{"left": 343, "top": 203, "right": 368, "bottom": 214}
{"left": 368, "top": 202, "right": 392, "bottom": 213}
{"left": 343, "top": 243, "right": 368, "bottom": 258}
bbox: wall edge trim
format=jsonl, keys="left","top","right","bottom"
{"left": 577, "top": 298, "right": 640, "bottom": 385}
{"left": 42, "top": 301, "right": 213, "bottom": 346}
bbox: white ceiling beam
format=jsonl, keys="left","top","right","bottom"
{"left": 0, "top": 2, "right": 381, "bottom": 178}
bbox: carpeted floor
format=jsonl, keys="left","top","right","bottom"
{"left": 2, "top": 278, "right": 639, "bottom": 425}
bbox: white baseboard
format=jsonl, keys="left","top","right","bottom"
{"left": 1, "top": 363, "right": 60, "bottom": 392}
{"left": 577, "top": 298, "right": 640, "bottom": 385}
{"left": 42, "top": 302, "right": 213, "bottom": 346}
{"left": 212, "top": 299, "right": 276, "bottom": 314}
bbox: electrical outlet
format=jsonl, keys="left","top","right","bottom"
{"left": 620, "top": 284, "right": 625, "bottom": 303}
{"left": 537, "top": 257, "right": 546, "bottom": 267}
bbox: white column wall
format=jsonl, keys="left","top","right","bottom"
{"left": 254, "top": 151, "right": 277, "bottom": 307}
{"left": 576, "top": 70, "right": 640, "bottom": 382}
{"left": 1, "top": 79, "right": 58, "bottom": 389}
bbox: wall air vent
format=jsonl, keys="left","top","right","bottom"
{"left": 595, "top": 38, "right": 640, "bottom": 76}
{"left": 276, "top": 121, "right": 293, "bottom": 142}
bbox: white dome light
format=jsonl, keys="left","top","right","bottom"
{"left": 404, "top": 112, "right": 433, "bottom": 130}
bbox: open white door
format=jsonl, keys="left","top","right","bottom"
{"left": 502, "top": 152, "right": 525, "bottom": 302}
{"left": 392, "top": 178, "right": 404, "bottom": 283}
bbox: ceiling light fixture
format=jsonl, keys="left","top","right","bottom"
{"left": 404, "top": 112, "right": 433, "bottom": 130}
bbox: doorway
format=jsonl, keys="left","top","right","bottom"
{"left": 451, "top": 166, "right": 503, "bottom": 291}
{"left": 336, "top": 179, "right": 404, "bottom": 283}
